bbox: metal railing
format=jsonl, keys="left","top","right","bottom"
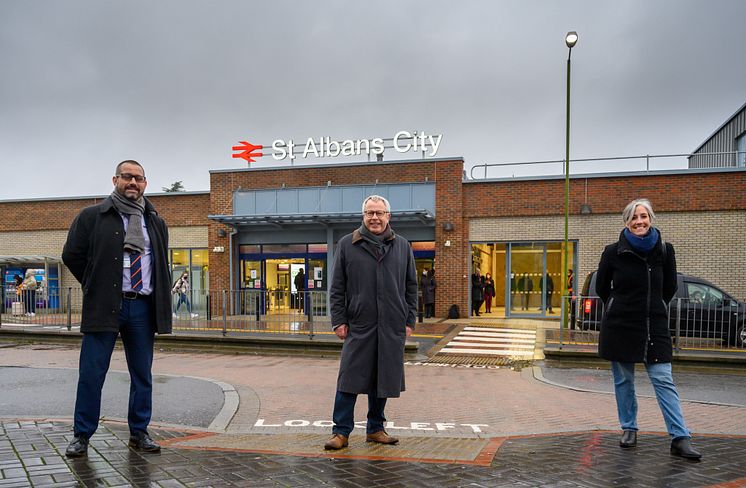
{"left": 469, "top": 151, "right": 746, "bottom": 180}
{"left": 0, "top": 287, "right": 331, "bottom": 339}
{"left": 1, "top": 286, "right": 82, "bottom": 331}
{"left": 555, "top": 295, "right": 746, "bottom": 351}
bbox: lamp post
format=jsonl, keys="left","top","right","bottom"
{"left": 562, "top": 30, "right": 578, "bottom": 331}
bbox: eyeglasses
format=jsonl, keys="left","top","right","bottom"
{"left": 364, "top": 210, "right": 389, "bottom": 218}
{"left": 117, "top": 173, "right": 146, "bottom": 183}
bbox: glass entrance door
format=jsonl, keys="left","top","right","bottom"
{"left": 265, "top": 258, "right": 305, "bottom": 314}
{"left": 509, "top": 244, "right": 544, "bottom": 315}
{"left": 506, "top": 241, "right": 575, "bottom": 318}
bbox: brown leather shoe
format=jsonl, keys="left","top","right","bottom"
{"left": 324, "top": 434, "right": 349, "bottom": 450}
{"left": 366, "top": 430, "right": 399, "bottom": 445}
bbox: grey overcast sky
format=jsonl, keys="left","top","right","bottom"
{"left": 2, "top": 0, "right": 745, "bottom": 200}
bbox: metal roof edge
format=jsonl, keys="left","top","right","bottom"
{"left": 0, "top": 190, "right": 210, "bottom": 204}
{"left": 463, "top": 166, "right": 746, "bottom": 184}
{"left": 209, "top": 156, "right": 465, "bottom": 174}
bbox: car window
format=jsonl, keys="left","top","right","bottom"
{"left": 686, "top": 282, "right": 723, "bottom": 307}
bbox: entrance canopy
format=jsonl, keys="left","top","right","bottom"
{"left": 208, "top": 210, "right": 435, "bottom": 228}
{"left": 0, "top": 255, "right": 61, "bottom": 266}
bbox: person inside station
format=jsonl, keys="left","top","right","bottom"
{"left": 294, "top": 268, "right": 306, "bottom": 312}
{"left": 471, "top": 268, "right": 484, "bottom": 316}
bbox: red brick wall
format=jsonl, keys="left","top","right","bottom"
{"left": 0, "top": 193, "right": 211, "bottom": 232}
{"left": 208, "top": 159, "right": 466, "bottom": 316}
{"left": 463, "top": 172, "right": 746, "bottom": 218}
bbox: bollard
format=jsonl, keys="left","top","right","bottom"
{"left": 308, "top": 293, "right": 314, "bottom": 340}
{"left": 674, "top": 297, "right": 681, "bottom": 352}
{"left": 67, "top": 287, "right": 72, "bottom": 331}
{"left": 222, "top": 290, "right": 227, "bottom": 337}
{"left": 418, "top": 297, "right": 423, "bottom": 323}
{"left": 255, "top": 293, "right": 260, "bottom": 321}
{"left": 206, "top": 293, "right": 212, "bottom": 321}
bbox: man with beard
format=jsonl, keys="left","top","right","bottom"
{"left": 62, "top": 160, "right": 172, "bottom": 457}
{"left": 324, "top": 195, "right": 418, "bottom": 450}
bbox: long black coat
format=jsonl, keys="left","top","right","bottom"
{"left": 471, "top": 274, "right": 484, "bottom": 301}
{"left": 62, "top": 197, "right": 173, "bottom": 334}
{"left": 597, "top": 230, "right": 676, "bottom": 364}
{"left": 421, "top": 276, "right": 436, "bottom": 305}
{"left": 330, "top": 228, "right": 418, "bottom": 398}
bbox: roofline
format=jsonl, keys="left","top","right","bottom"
{"left": 463, "top": 166, "right": 746, "bottom": 184}
{"left": 0, "top": 190, "right": 210, "bottom": 205}
{"left": 210, "top": 156, "right": 464, "bottom": 174}
{"left": 689, "top": 101, "right": 746, "bottom": 155}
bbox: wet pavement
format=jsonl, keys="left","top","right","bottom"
{"left": 2, "top": 343, "right": 746, "bottom": 487}
{"left": 536, "top": 362, "right": 746, "bottom": 407}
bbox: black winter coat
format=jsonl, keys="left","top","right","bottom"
{"left": 597, "top": 230, "right": 676, "bottom": 364}
{"left": 471, "top": 274, "right": 484, "bottom": 301}
{"left": 421, "top": 276, "right": 436, "bottom": 305}
{"left": 62, "top": 197, "right": 173, "bottom": 334}
{"left": 330, "top": 228, "right": 418, "bottom": 398}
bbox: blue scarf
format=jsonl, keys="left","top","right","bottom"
{"left": 623, "top": 227, "right": 659, "bottom": 254}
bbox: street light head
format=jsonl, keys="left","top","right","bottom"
{"left": 565, "top": 31, "right": 578, "bottom": 48}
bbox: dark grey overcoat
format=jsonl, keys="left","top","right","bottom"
{"left": 330, "top": 228, "right": 418, "bottom": 398}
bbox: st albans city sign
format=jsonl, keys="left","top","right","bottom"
{"left": 232, "top": 130, "right": 442, "bottom": 164}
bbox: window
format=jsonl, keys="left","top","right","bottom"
{"left": 686, "top": 282, "right": 723, "bottom": 308}
{"left": 737, "top": 132, "right": 746, "bottom": 167}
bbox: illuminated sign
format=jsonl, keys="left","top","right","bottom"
{"left": 232, "top": 130, "right": 442, "bottom": 164}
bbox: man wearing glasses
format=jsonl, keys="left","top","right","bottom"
{"left": 325, "top": 195, "right": 418, "bottom": 450}
{"left": 62, "top": 160, "right": 172, "bottom": 457}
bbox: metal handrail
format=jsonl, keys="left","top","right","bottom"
{"left": 469, "top": 150, "right": 745, "bottom": 180}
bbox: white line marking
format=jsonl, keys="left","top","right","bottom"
{"left": 440, "top": 347, "right": 535, "bottom": 356}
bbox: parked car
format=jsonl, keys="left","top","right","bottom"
{"left": 577, "top": 271, "right": 746, "bottom": 348}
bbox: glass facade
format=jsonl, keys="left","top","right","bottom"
{"left": 239, "top": 243, "right": 328, "bottom": 315}
{"left": 471, "top": 241, "right": 576, "bottom": 318}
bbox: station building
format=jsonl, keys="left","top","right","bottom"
{"left": 1, "top": 156, "right": 745, "bottom": 320}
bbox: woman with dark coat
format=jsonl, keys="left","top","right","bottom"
{"left": 422, "top": 269, "right": 436, "bottom": 318}
{"left": 471, "top": 268, "right": 484, "bottom": 316}
{"left": 483, "top": 273, "right": 496, "bottom": 313}
{"left": 596, "top": 198, "right": 701, "bottom": 460}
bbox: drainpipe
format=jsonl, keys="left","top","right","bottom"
{"left": 227, "top": 225, "right": 238, "bottom": 315}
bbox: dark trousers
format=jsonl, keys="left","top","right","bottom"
{"left": 521, "top": 292, "right": 530, "bottom": 310}
{"left": 73, "top": 298, "right": 155, "bottom": 439}
{"left": 25, "top": 290, "right": 37, "bottom": 314}
{"left": 472, "top": 300, "right": 482, "bottom": 316}
{"left": 332, "top": 390, "right": 387, "bottom": 437}
{"left": 424, "top": 303, "right": 434, "bottom": 318}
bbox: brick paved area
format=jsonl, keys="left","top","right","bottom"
{"left": 3, "top": 344, "right": 746, "bottom": 486}
{"left": 2, "top": 421, "right": 746, "bottom": 487}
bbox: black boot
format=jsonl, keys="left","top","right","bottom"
{"left": 65, "top": 436, "right": 89, "bottom": 458}
{"left": 670, "top": 437, "right": 701, "bottom": 460}
{"left": 619, "top": 430, "right": 637, "bottom": 448}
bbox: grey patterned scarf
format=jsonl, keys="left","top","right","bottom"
{"left": 358, "top": 223, "right": 394, "bottom": 259}
{"left": 110, "top": 191, "right": 146, "bottom": 253}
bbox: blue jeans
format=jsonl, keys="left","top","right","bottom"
{"left": 611, "top": 361, "right": 691, "bottom": 439}
{"left": 332, "top": 391, "right": 387, "bottom": 437}
{"left": 73, "top": 297, "right": 155, "bottom": 439}
{"left": 175, "top": 293, "right": 191, "bottom": 313}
